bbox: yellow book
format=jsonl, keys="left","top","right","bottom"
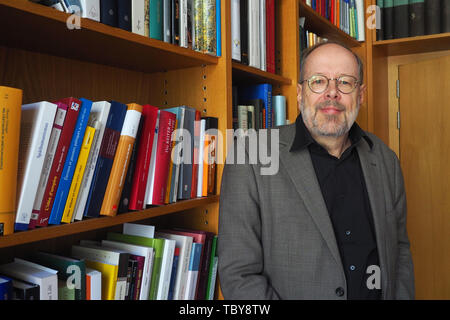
{"left": 61, "top": 123, "right": 97, "bottom": 223}
{"left": 84, "top": 259, "right": 118, "bottom": 300}
{"left": 100, "top": 103, "right": 142, "bottom": 216}
{"left": 0, "top": 86, "right": 22, "bottom": 236}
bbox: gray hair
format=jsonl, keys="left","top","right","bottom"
{"left": 299, "top": 41, "right": 364, "bottom": 85}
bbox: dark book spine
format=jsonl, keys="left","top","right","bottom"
{"left": 442, "top": 0, "right": 450, "bottom": 32}
{"left": 383, "top": 0, "right": 395, "bottom": 39}
{"left": 117, "top": 0, "right": 132, "bottom": 31}
{"left": 425, "top": 0, "right": 440, "bottom": 34}
{"left": 173, "top": 0, "right": 180, "bottom": 45}
{"left": 100, "top": 0, "right": 117, "bottom": 27}
{"left": 377, "top": 0, "right": 385, "bottom": 40}
{"left": 393, "top": 0, "right": 409, "bottom": 38}
{"left": 409, "top": 0, "right": 425, "bottom": 36}
{"left": 240, "top": 0, "right": 249, "bottom": 65}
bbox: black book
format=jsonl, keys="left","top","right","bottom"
{"left": 12, "top": 279, "right": 40, "bottom": 300}
{"left": 117, "top": 0, "right": 131, "bottom": 31}
{"left": 245, "top": 99, "right": 264, "bottom": 131}
{"left": 409, "top": 0, "right": 425, "bottom": 36}
{"left": 377, "top": 0, "right": 385, "bottom": 40}
{"left": 425, "top": 0, "right": 441, "bottom": 34}
{"left": 240, "top": 0, "right": 249, "bottom": 65}
{"left": 383, "top": 0, "right": 395, "bottom": 39}
{"left": 100, "top": 0, "right": 117, "bottom": 27}
{"left": 442, "top": 0, "right": 450, "bottom": 32}
{"left": 393, "top": 0, "right": 409, "bottom": 38}
{"left": 172, "top": 0, "right": 180, "bottom": 45}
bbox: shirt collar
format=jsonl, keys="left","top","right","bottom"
{"left": 289, "top": 113, "right": 373, "bottom": 152}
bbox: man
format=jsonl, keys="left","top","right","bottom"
{"left": 217, "top": 41, "right": 415, "bottom": 299}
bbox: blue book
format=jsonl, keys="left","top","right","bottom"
{"left": 117, "top": 0, "right": 131, "bottom": 31}
{"left": 100, "top": 0, "right": 117, "bottom": 27}
{"left": 0, "top": 275, "right": 13, "bottom": 300}
{"left": 63, "top": 0, "right": 82, "bottom": 13}
{"left": 216, "top": 0, "right": 221, "bottom": 56}
{"left": 48, "top": 98, "right": 93, "bottom": 225}
{"left": 168, "top": 248, "right": 180, "bottom": 300}
{"left": 150, "top": 0, "right": 163, "bottom": 40}
{"left": 238, "top": 83, "right": 273, "bottom": 129}
{"left": 186, "top": 242, "right": 202, "bottom": 299}
{"left": 83, "top": 101, "right": 127, "bottom": 218}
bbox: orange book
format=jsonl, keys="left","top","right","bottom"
{"left": 100, "top": 103, "right": 142, "bottom": 216}
{"left": 336, "top": 0, "right": 340, "bottom": 28}
{"left": 0, "top": 86, "right": 22, "bottom": 236}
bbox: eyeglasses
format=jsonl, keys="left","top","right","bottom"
{"left": 300, "top": 74, "right": 360, "bottom": 94}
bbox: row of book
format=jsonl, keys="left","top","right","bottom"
{"left": 302, "top": 0, "right": 366, "bottom": 41}
{"left": 0, "top": 223, "right": 219, "bottom": 300}
{"left": 376, "top": 0, "right": 450, "bottom": 40}
{"left": 0, "top": 86, "right": 218, "bottom": 236}
{"left": 299, "top": 18, "right": 330, "bottom": 53}
{"left": 231, "top": 0, "right": 276, "bottom": 73}
{"left": 32, "top": 0, "right": 222, "bottom": 56}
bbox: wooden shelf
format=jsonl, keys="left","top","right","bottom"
{"left": 0, "top": 195, "right": 220, "bottom": 249}
{"left": 298, "top": 0, "right": 361, "bottom": 48}
{"left": 0, "top": 0, "right": 218, "bottom": 73}
{"left": 232, "top": 62, "right": 292, "bottom": 86}
{"left": 372, "top": 33, "right": 450, "bottom": 56}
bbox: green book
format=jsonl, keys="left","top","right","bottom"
{"left": 106, "top": 232, "right": 164, "bottom": 300}
{"left": 149, "top": 0, "right": 163, "bottom": 40}
{"left": 205, "top": 235, "right": 218, "bottom": 300}
{"left": 31, "top": 251, "right": 86, "bottom": 300}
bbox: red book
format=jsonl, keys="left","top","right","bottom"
{"left": 28, "top": 97, "right": 81, "bottom": 228}
{"left": 146, "top": 110, "right": 176, "bottom": 205}
{"left": 128, "top": 105, "right": 158, "bottom": 210}
{"left": 190, "top": 110, "right": 201, "bottom": 199}
{"left": 266, "top": 0, "right": 275, "bottom": 74}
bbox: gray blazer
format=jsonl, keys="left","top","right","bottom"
{"left": 218, "top": 123, "right": 415, "bottom": 300}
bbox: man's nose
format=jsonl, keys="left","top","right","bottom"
{"left": 325, "top": 79, "right": 340, "bottom": 99}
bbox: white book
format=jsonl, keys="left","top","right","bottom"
{"left": 100, "top": 239, "right": 155, "bottom": 300}
{"left": 86, "top": 268, "right": 102, "bottom": 300}
{"left": 155, "top": 231, "right": 193, "bottom": 300}
{"left": 231, "top": 0, "right": 241, "bottom": 61}
{"left": 144, "top": 110, "right": 160, "bottom": 206}
{"left": 196, "top": 119, "right": 206, "bottom": 197}
{"left": 0, "top": 258, "right": 58, "bottom": 300}
{"left": 237, "top": 105, "right": 248, "bottom": 131}
{"left": 31, "top": 103, "right": 67, "bottom": 225}
{"left": 184, "top": 242, "right": 202, "bottom": 300}
{"left": 73, "top": 101, "right": 111, "bottom": 221}
{"left": 355, "top": 0, "right": 365, "bottom": 41}
{"left": 123, "top": 222, "right": 155, "bottom": 239}
{"left": 155, "top": 237, "right": 175, "bottom": 300}
{"left": 180, "top": 0, "right": 188, "bottom": 47}
{"left": 248, "top": 0, "right": 260, "bottom": 69}
{"left": 163, "top": 0, "right": 172, "bottom": 42}
{"left": 259, "top": 0, "right": 266, "bottom": 71}
{"left": 80, "top": 0, "right": 100, "bottom": 21}
{"left": 15, "top": 101, "right": 57, "bottom": 230}
{"left": 132, "top": 0, "right": 146, "bottom": 36}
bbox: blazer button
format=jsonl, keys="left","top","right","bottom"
{"left": 335, "top": 287, "right": 345, "bottom": 297}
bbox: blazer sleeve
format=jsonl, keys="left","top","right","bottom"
{"left": 392, "top": 154, "right": 415, "bottom": 299}
{"left": 217, "top": 140, "right": 281, "bottom": 300}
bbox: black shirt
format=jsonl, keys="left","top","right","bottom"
{"left": 290, "top": 114, "right": 381, "bottom": 300}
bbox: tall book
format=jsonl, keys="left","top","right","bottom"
{"left": 150, "top": 0, "right": 164, "bottom": 40}
{"left": 248, "top": 0, "right": 261, "bottom": 69}
{"left": 117, "top": 0, "right": 131, "bottom": 31}
{"left": 205, "top": 235, "right": 218, "bottom": 299}
{"left": 193, "top": 0, "right": 204, "bottom": 52}
{"left": 409, "top": 0, "right": 425, "bottom": 36}
{"left": 425, "top": 0, "right": 441, "bottom": 34}
{"left": 260, "top": 0, "right": 266, "bottom": 71}
{"left": 231, "top": 0, "right": 241, "bottom": 61}
{"left": 168, "top": 247, "right": 180, "bottom": 299}
{"left": 266, "top": 0, "right": 275, "bottom": 73}
{"left": 203, "top": 0, "right": 217, "bottom": 55}
{"left": 132, "top": 0, "right": 146, "bottom": 35}
{"left": 185, "top": 242, "right": 202, "bottom": 299}
{"left": 48, "top": 98, "right": 93, "bottom": 225}
{"left": 100, "top": 103, "right": 142, "bottom": 216}
{"left": 190, "top": 110, "right": 201, "bottom": 199}
{"left": 83, "top": 101, "right": 127, "bottom": 218}
{"left": 178, "top": 106, "right": 196, "bottom": 200}
{"left": 196, "top": 118, "right": 206, "bottom": 197}
{"left": 240, "top": 0, "right": 249, "bottom": 64}
{"left": 202, "top": 117, "right": 218, "bottom": 196}
{"left": 216, "top": 0, "right": 221, "bottom": 56}
{"left": 355, "top": 0, "right": 365, "bottom": 40}
{"left": 32, "top": 97, "right": 81, "bottom": 228}
{"left": 60, "top": 120, "right": 97, "bottom": 223}
{"left": 441, "top": 0, "right": 450, "bottom": 32}
{"left": 73, "top": 101, "right": 111, "bottom": 221}
{"left": 85, "top": 267, "right": 102, "bottom": 300}
{"left": 164, "top": 0, "right": 172, "bottom": 42}
{"left": 100, "top": 0, "right": 117, "bottom": 27}
{"left": 0, "top": 86, "right": 22, "bottom": 236}
{"left": 376, "top": 0, "right": 384, "bottom": 40}
{"left": 393, "top": 0, "right": 409, "bottom": 38}
{"left": 80, "top": 0, "right": 100, "bottom": 21}
{"left": 15, "top": 101, "right": 57, "bottom": 231}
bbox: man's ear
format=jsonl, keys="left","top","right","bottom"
{"left": 297, "top": 83, "right": 303, "bottom": 111}
{"left": 358, "top": 84, "right": 366, "bottom": 105}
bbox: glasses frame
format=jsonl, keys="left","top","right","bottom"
{"left": 300, "top": 74, "right": 360, "bottom": 94}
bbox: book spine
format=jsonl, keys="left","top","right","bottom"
{"left": 260, "top": 0, "right": 266, "bottom": 71}
{"left": 231, "top": 0, "right": 241, "bottom": 61}
{"left": 80, "top": 0, "right": 100, "bottom": 21}
{"left": 409, "top": 0, "right": 425, "bottom": 36}
{"left": 266, "top": 0, "right": 275, "bottom": 73}
{"left": 150, "top": 0, "right": 164, "bottom": 40}
{"left": 190, "top": 111, "right": 200, "bottom": 199}
{"left": 193, "top": 0, "right": 204, "bottom": 52}
{"left": 248, "top": 0, "right": 261, "bottom": 69}
{"left": 163, "top": 0, "right": 172, "bottom": 42}
{"left": 216, "top": 0, "right": 221, "bottom": 56}
{"left": 240, "top": 0, "right": 249, "bottom": 64}
{"left": 393, "top": 0, "right": 409, "bottom": 38}
{"left": 0, "top": 86, "right": 22, "bottom": 236}
{"left": 441, "top": 0, "right": 450, "bottom": 33}
{"left": 61, "top": 123, "right": 96, "bottom": 223}
{"left": 173, "top": 0, "right": 180, "bottom": 44}
{"left": 100, "top": 0, "right": 117, "bottom": 27}
{"left": 424, "top": 0, "right": 440, "bottom": 34}
{"left": 203, "top": 0, "right": 216, "bottom": 55}
{"left": 356, "top": 0, "right": 365, "bottom": 40}
{"left": 100, "top": 103, "right": 142, "bottom": 216}
{"left": 132, "top": 0, "right": 146, "bottom": 35}
{"left": 117, "top": 0, "right": 132, "bottom": 31}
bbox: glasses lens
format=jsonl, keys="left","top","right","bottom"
{"left": 337, "top": 76, "right": 357, "bottom": 93}
{"left": 308, "top": 75, "right": 328, "bottom": 93}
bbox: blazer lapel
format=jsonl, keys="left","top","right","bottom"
{"left": 278, "top": 126, "right": 343, "bottom": 268}
{"left": 357, "top": 141, "right": 390, "bottom": 299}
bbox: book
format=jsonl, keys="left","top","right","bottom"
{"left": 15, "top": 101, "right": 57, "bottom": 231}
{"left": 106, "top": 232, "right": 165, "bottom": 300}
{"left": 84, "top": 259, "right": 118, "bottom": 300}
{"left": 185, "top": 242, "right": 202, "bottom": 299}
{"left": 100, "top": 103, "right": 142, "bottom": 216}
{"left": 132, "top": 0, "right": 146, "bottom": 35}
{"left": 127, "top": 254, "right": 145, "bottom": 300}
{"left": 260, "top": 0, "right": 266, "bottom": 71}
{"left": 33, "top": 97, "right": 81, "bottom": 228}
{"left": 48, "top": 98, "right": 93, "bottom": 225}
{"left": 11, "top": 279, "right": 40, "bottom": 300}
{"left": 441, "top": 0, "right": 450, "bottom": 33}
{"left": 196, "top": 118, "right": 206, "bottom": 197}
{"left": 409, "top": 0, "right": 425, "bottom": 36}
{"left": 168, "top": 247, "right": 180, "bottom": 299}
{"left": 393, "top": 0, "right": 409, "bottom": 38}
{"left": 61, "top": 120, "right": 97, "bottom": 223}
{"left": 100, "top": 0, "right": 117, "bottom": 27}
{"left": 248, "top": 0, "right": 261, "bottom": 69}
{"left": 85, "top": 267, "right": 102, "bottom": 300}
{"left": 205, "top": 234, "right": 217, "bottom": 299}
{"left": 0, "top": 258, "right": 58, "bottom": 300}
{"left": 164, "top": 0, "right": 172, "bottom": 42}
{"left": 193, "top": 0, "right": 203, "bottom": 52}
{"left": 129, "top": 104, "right": 159, "bottom": 210}
{"left": 203, "top": 0, "right": 217, "bottom": 55}
{"left": 30, "top": 251, "right": 86, "bottom": 300}
{"left": 231, "top": 0, "right": 241, "bottom": 61}
{"left": 80, "top": 0, "right": 100, "bottom": 21}
{"left": 190, "top": 110, "right": 201, "bottom": 199}
{"left": 0, "top": 86, "right": 22, "bottom": 236}
{"left": 58, "top": 279, "right": 75, "bottom": 300}
{"left": 117, "top": 0, "right": 131, "bottom": 31}
{"left": 202, "top": 117, "right": 218, "bottom": 196}
{"left": 150, "top": 0, "right": 164, "bottom": 40}
{"left": 239, "top": 83, "right": 273, "bottom": 129}
{"left": 240, "top": 0, "right": 249, "bottom": 64}
{"left": 155, "top": 231, "right": 193, "bottom": 300}
{"left": 73, "top": 101, "right": 111, "bottom": 221}
{"left": 266, "top": 0, "right": 275, "bottom": 73}
{"left": 355, "top": 0, "right": 365, "bottom": 40}
{"left": 178, "top": 106, "right": 196, "bottom": 200}
{"left": 0, "top": 275, "right": 13, "bottom": 300}
{"left": 123, "top": 222, "right": 155, "bottom": 238}
{"left": 83, "top": 101, "right": 127, "bottom": 218}
{"left": 216, "top": 0, "right": 221, "bottom": 56}
{"left": 425, "top": 0, "right": 441, "bottom": 34}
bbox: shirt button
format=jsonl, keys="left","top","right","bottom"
{"left": 345, "top": 230, "right": 351, "bottom": 236}
{"left": 350, "top": 265, "right": 356, "bottom": 271}
{"left": 335, "top": 287, "right": 345, "bottom": 297}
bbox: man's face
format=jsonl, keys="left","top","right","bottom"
{"left": 297, "top": 44, "right": 366, "bottom": 138}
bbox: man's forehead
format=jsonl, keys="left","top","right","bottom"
{"left": 305, "top": 44, "right": 359, "bottom": 74}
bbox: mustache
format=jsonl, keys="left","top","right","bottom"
{"left": 315, "top": 100, "right": 346, "bottom": 111}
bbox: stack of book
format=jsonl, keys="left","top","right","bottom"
{"left": 31, "top": 0, "right": 222, "bottom": 56}
{"left": 0, "top": 222, "right": 219, "bottom": 300}
{"left": 231, "top": 0, "right": 276, "bottom": 73}
{"left": 0, "top": 87, "right": 218, "bottom": 235}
